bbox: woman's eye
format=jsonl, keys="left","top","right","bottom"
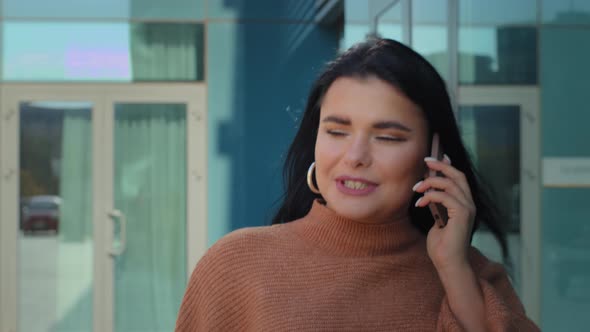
{"left": 326, "top": 129, "right": 347, "bottom": 136}
{"left": 376, "top": 136, "right": 405, "bottom": 142}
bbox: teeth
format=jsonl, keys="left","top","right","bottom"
{"left": 343, "top": 180, "right": 368, "bottom": 190}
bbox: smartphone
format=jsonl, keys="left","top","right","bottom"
{"left": 427, "top": 133, "right": 449, "bottom": 227}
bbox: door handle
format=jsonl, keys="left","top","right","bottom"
{"left": 108, "top": 209, "right": 127, "bottom": 257}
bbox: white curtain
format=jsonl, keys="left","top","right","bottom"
{"left": 113, "top": 104, "right": 187, "bottom": 332}
{"left": 55, "top": 108, "right": 93, "bottom": 332}
{"left": 119, "top": 22, "right": 197, "bottom": 331}
{"left": 60, "top": 109, "right": 93, "bottom": 242}
{"left": 130, "top": 23, "right": 203, "bottom": 81}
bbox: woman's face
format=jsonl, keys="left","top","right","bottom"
{"left": 315, "top": 75, "right": 429, "bottom": 224}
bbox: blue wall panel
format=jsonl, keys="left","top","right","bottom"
{"left": 540, "top": 26, "right": 590, "bottom": 330}
{"left": 540, "top": 188, "right": 590, "bottom": 330}
{"left": 541, "top": 27, "right": 590, "bottom": 157}
{"left": 207, "top": 21, "right": 339, "bottom": 244}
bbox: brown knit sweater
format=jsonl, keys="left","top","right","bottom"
{"left": 175, "top": 200, "right": 540, "bottom": 331}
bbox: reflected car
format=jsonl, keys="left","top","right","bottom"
{"left": 21, "top": 195, "right": 62, "bottom": 234}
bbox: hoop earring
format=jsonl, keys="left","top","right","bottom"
{"left": 307, "top": 162, "right": 321, "bottom": 194}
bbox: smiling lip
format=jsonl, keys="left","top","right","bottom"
{"left": 335, "top": 176, "right": 378, "bottom": 196}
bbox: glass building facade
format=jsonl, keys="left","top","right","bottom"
{"left": 0, "top": 0, "right": 588, "bottom": 331}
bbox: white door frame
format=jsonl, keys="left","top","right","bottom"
{"left": 0, "top": 83, "right": 208, "bottom": 332}
{"left": 458, "top": 85, "right": 541, "bottom": 324}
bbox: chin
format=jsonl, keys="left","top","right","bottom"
{"left": 329, "top": 202, "right": 382, "bottom": 223}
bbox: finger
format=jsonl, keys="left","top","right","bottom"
{"left": 443, "top": 153, "right": 451, "bottom": 165}
{"left": 415, "top": 190, "right": 476, "bottom": 221}
{"left": 415, "top": 190, "right": 460, "bottom": 210}
{"left": 424, "top": 157, "right": 473, "bottom": 200}
{"left": 412, "top": 177, "right": 470, "bottom": 207}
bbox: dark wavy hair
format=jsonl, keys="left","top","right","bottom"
{"left": 271, "top": 38, "right": 508, "bottom": 261}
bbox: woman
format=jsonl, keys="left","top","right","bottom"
{"left": 175, "top": 38, "right": 540, "bottom": 331}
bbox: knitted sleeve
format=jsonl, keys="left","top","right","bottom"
{"left": 174, "top": 231, "right": 253, "bottom": 332}
{"left": 436, "top": 249, "right": 541, "bottom": 332}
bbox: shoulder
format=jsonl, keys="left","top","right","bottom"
{"left": 191, "top": 223, "right": 295, "bottom": 278}
{"left": 178, "top": 224, "right": 295, "bottom": 323}
{"left": 466, "top": 246, "right": 531, "bottom": 318}
{"left": 467, "top": 246, "right": 511, "bottom": 282}
{"left": 467, "top": 246, "right": 502, "bottom": 269}
{"left": 207, "top": 223, "right": 292, "bottom": 259}
{"left": 176, "top": 225, "right": 292, "bottom": 329}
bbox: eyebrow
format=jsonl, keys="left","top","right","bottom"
{"left": 322, "top": 115, "right": 412, "bottom": 132}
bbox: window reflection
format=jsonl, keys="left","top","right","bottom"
{"left": 414, "top": 26, "right": 448, "bottom": 81}
{"left": 459, "top": 0, "right": 538, "bottom": 85}
{"left": 130, "top": 23, "right": 204, "bottom": 81}
{"left": 412, "top": 0, "right": 446, "bottom": 24}
{"left": 375, "top": 0, "right": 402, "bottom": 41}
{"left": 3, "top": 0, "right": 204, "bottom": 19}
{"left": 459, "top": 105, "right": 522, "bottom": 293}
{"left": 343, "top": 23, "right": 373, "bottom": 50}
{"left": 460, "top": 26, "right": 537, "bottom": 84}
{"left": 459, "top": 105, "right": 521, "bottom": 232}
{"left": 460, "top": 0, "right": 536, "bottom": 25}
{"left": 376, "top": 23, "right": 403, "bottom": 41}
{"left": 344, "top": 0, "right": 371, "bottom": 22}
{"left": 2, "top": 22, "right": 204, "bottom": 82}
{"left": 376, "top": 0, "right": 402, "bottom": 23}
{"left": 3, "top": 22, "right": 131, "bottom": 81}
{"left": 19, "top": 101, "right": 93, "bottom": 332}
{"left": 542, "top": 0, "right": 590, "bottom": 24}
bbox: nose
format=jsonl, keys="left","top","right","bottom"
{"left": 344, "top": 135, "right": 372, "bottom": 168}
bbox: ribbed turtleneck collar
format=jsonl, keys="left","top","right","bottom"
{"left": 291, "top": 200, "right": 423, "bottom": 257}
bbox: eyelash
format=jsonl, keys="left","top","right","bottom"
{"left": 377, "top": 136, "right": 405, "bottom": 142}
{"left": 325, "top": 130, "right": 406, "bottom": 142}
{"left": 326, "top": 129, "right": 346, "bottom": 136}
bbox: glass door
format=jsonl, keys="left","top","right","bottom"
{"left": 101, "top": 85, "right": 207, "bottom": 332}
{"left": 0, "top": 84, "right": 207, "bottom": 332}
{"left": 458, "top": 86, "right": 541, "bottom": 322}
{"left": 1, "top": 85, "right": 102, "bottom": 332}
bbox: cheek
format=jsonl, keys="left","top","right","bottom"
{"left": 378, "top": 150, "right": 426, "bottom": 185}
{"left": 314, "top": 137, "right": 346, "bottom": 191}
{"left": 315, "top": 135, "right": 341, "bottom": 167}
{"left": 314, "top": 137, "right": 333, "bottom": 186}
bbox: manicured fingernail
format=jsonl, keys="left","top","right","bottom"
{"left": 424, "top": 157, "right": 438, "bottom": 162}
{"left": 412, "top": 181, "right": 423, "bottom": 191}
{"left": 415, "top": 197, "right": 423, "bottom": 207}
{"left": 443, "top": 154, "right": 451, "bottom": 164}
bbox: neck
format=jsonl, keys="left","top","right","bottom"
{"left": 291, "top": 200, "right": 423, "bottom": 257}
{"left": 324, "top": 202, "right": 413, "bottom": 226}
